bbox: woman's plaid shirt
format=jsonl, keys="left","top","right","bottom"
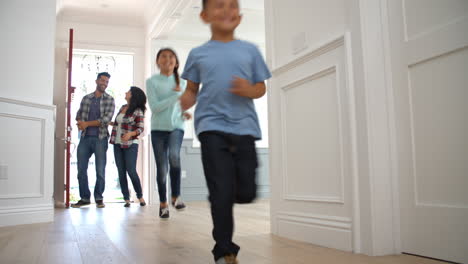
{"left": 110, "top": 105, "right": 145, "bottom": 148}
{"left": 76, "top": 92, "right": 115, "bottom": 139}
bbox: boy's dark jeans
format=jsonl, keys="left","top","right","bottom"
{"left": 198, "top": 131, "right": 258, "bottom": 261}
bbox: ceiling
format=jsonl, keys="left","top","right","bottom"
{"left": 56, "top": 0, "right": 154, "bottom": 27}
{"left": 56, "top": 0, "right": 264, "bottom": 28}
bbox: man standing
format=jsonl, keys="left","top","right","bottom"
{"left": 71, "top": 72, "right": 115, "bottom": 208}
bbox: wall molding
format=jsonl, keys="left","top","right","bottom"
{"left": 0, "top": 204, "right": 53, "bottom": 214}
{"left": 343, "top": 31, "right": 362, "bottom": 254}
{"left": 0, "top": 114, "right": 46, "bottom": 199}
{"left": 0, "top": 204, "right": 53, "bottom": 227}
{"left": 405, "top": 18, "right": 468, "bottom": 67}
{"left": 272, "top": 35, "right": 345, "bottom": 76}
{"left": 0, "top": 97, "right": 56, "bottom": 111}
{"left": 0, "top": 98, "right": 55, "bottom": 227}
{"left": 280, "top": 65, "right": 346, "bottom": 204}
{"left": 275, "top": 211, "right": 353, "bottom": 251}
{"left": 276, "top": 211, "right": 352, "bottom": 230}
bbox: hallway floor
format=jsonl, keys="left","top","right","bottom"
{"left": 0, "top": 200, "right": 446, "bottom": 264}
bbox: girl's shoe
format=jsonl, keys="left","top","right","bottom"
{"left": 171, "top": 197, "right": 186, "bottom": 210}
{"left": 159, "top": 207, "right": 169, "bottom": 219}
{"left": 124, "top": 200, "right": 131, "bottom": 207}
{"left": 139, "top": 198, "right": 146, "bottom": 206}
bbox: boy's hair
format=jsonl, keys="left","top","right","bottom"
{"left": 97, "top": 72, "right": 111, "bottom": 80}
{"left": 202, "top": 0, "right": 240, "bottom": 10}
{"left": 156, "top": 48, "right": 181, "bottom": 86}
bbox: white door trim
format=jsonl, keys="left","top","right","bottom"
{"left": 358, "top": 0, "right": 400, "bottom": 255}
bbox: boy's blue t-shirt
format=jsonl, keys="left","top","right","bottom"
{"left": 181, "top": 39, "right": 271, "bottom": 139}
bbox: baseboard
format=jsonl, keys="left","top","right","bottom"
{"left": 276, "top": 212, "right": 352, "bottom": 251}
{"left": 0, "top": 205, "right": 54, "bottom": 227}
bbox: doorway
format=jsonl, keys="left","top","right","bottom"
{"left": 69, "top": 50, "right": 134, "bottom": 204}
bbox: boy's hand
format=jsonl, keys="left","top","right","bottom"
{"left": 230, "top": 76, "right": 253, "bottom": 98}
{"left": 231, "top": 76, "right": 267, "bottom": 99}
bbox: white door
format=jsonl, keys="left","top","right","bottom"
{"left": 388, "top": 1, "right": 468, "bottom": 263}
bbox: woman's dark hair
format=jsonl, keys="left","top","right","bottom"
{"left": 156, "top": 48, "right": 180, "bottom": 86}
{"left": 127, "top": 86, "right": 147, "bottom": 115}
{"left": 202, "top": 0, "right": 207, "bottom": 9}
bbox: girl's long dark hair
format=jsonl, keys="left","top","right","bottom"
{"left": 156, "top": 48, "right": 180, "bottom": 86}
{"left": 127, "top": 86, "right": 147, "bottom": 115}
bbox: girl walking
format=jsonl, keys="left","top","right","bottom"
{"left": 147, "top": 48, "right": 191, "bottom": 219}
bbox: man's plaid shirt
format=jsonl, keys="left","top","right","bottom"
{"left": 76, "top": 92, "right": 115, "bottom": 139}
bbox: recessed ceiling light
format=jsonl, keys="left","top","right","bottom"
{"left": 100, "top": 3, "right": 109, "bottom": 8}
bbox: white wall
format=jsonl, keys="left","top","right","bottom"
{"left": 269, "top": 0, "right": 347, "bottom": 67}
{"left": 0, "top": 0, "right": 56, "bottom": 105}
{"left": 0, "top": 0, "right": 56, "bottom": 226}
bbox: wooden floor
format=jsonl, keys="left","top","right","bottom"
{"left": 0, "top": 200, "right": 446, "bottom": 264}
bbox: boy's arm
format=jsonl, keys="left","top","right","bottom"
{"left": 180, "top": 80, "right": 200, "bottom": 111}
{"left": 230, "top": 76, "right": 266, "bottom": 99}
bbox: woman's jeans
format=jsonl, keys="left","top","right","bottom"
{"left": 76, "top": 135, "right": 108, "bottom": 202}
{"left": 151, "top": 129, "right": 184, "bottom": 203}
{"left": 113, "top": 144, "right": 143, "bottom": 201}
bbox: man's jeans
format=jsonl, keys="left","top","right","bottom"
{"left": 76, "top": 135, "right": 108, "bottom": 202}
{"left": 113, "top": 144, "right": 143, "bottom": 201}
{"left": 151, "top": 129, "right": 184, "bottom": 203}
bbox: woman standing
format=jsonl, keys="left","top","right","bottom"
{"left": 110, "top": 86, "right": 147, "bottom": 207}
{"left": 147, "top": 48, "right": 191, "bottom": 219}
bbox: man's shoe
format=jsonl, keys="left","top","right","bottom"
{"left": 215, "top": 254, "right": 238, "bottom": 264}
{"left": 159, "top": 207, "right": 169, "bottom": 219}
{"left": 70, "top": 200, "right": 90, "bottom": 208}
{"left": 96, "top": 200, "right": 105, "bottom": 208}
{"left": 171, "top": 197, "right": 186, "bottom": 210}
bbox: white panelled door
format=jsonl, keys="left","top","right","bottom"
{"left": 388, "top": 1, "right": 468, "bottom": 263}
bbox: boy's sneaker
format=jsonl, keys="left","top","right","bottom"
{"left": 96, "top": 200, "right": 105, "bottom": 208}
{"left": 159, "top": 207, "right": 169, "bottom": 219}
{"left": 171, "top": 197, "right": 186, "bottom": 210}
{"left": 70, "top": 200, "right": 90, "bottom": 208}
{"left": 215, "top": 254, "right": 238, "bottom": 264}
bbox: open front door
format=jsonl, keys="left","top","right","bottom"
{"left": 65, "top": 28, "right": 75, "bottom": 208}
